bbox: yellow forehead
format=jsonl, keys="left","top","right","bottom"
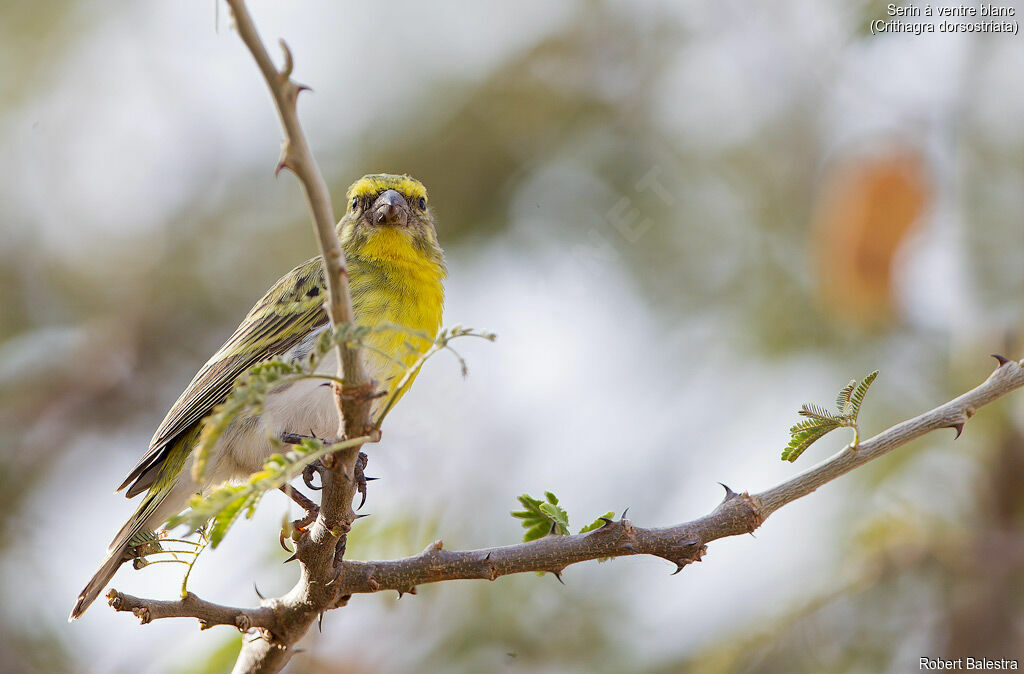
{"left": 346, "top": 174, "right": 427, "bottom": 202}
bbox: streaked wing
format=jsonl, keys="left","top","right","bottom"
{"left": 118, "top": 257, "right": 328, "bottom": 495}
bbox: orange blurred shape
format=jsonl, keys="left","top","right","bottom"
{"left": 812, "top": 150, "right": 930, "bottom": 327}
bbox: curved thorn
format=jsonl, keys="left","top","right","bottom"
{"left": 552, "top": 571, "right": 565, "bottom": 584}
{"left": 317, "top": 612, "right": 323, "bottom": 633}
{"left": 278, "top": 38, "right": 294, "bottom": 79}
{"left": 671, "top": 563, "right": 686, "bottom": 575}
{"left": 622, "top": 543, "right": 637, "bottom": 553}
{"left": 718, "top": 482, "right": 739, "bottom": 501}
{"left": 598, "top": 517, "right": 614, "bottom": 525}
{"left": 253, "top": 583, "right": 265, "bottom": 600}
{"left": 283, "top": 552, "right": 299, "bottom": 564}
{"left": 278, "top": 529, "right": 293, "bottom": 553}
{"left": 620, "top": 507, "right": 630, "bottom": 521}
{"left": 950, "top": 422, "right": 964, "bottom": 439}
{"left": 992, "top": 353, "right": 1010, "bottom": 367}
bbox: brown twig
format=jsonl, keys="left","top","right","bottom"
{"left": 109, "top": 357, "right": 1024, "bottom": 674}
{"left": 106, "top": 590, "right": 276, "bottom": 633}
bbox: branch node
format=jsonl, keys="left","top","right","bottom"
{"left": 133, "top": 606, "right": 152, "bottom": 625}
{"left": 106, "top": 589, "right": 124, "bottom": 611}
{"left": 725, "top": 492, "right": 765, "bottom": 533}
{"left": 235, "top": 614, "right": 252, "bottom": 632}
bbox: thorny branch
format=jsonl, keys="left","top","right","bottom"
{"left": 110, "top": 354, "right": 1024, "bottom": 674}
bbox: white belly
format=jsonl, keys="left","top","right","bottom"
{"left": 215, "top": 327, "right": 396, "bottom": 481}
{"left": 226, "top": 346, "right": 340, "bottom": 474}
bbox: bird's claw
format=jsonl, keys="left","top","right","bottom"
{"left": 303, "top": 460, "right": 325, "bottom": 491}
{"left": 354, "top": 452, "right": 369, "bottom": 509}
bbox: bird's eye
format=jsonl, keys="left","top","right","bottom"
{"left": 418, "top": 197, "right": 427, "bottom": 210}
{"left": 351, "top": 198, "right": 359, "bottom": 210}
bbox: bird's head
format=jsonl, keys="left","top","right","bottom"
{"left": 338, "top": 173, "right": 444, "bottom": 266}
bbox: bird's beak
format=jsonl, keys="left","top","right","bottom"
{"left": 372, "top": 189, "right": 409, "bottom": 227}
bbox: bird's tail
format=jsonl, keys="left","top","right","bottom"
{"left": 69, "top": 545, "right": 129, "bottom": 620}
{"left": 69, "top": 486, "right": 172, "bottom": 621}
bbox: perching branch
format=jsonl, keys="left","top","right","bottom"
{"left": 115, "top": 2, "right": 371, "bottom": 672}
{"left": 110, "top": 357, "right": 1024, "bottom": 674}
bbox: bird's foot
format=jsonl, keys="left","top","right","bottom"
{"left": 279, "top": 486, "right": 320, "bottom": 531}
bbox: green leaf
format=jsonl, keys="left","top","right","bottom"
{"left": 580, "top": 512, "right": 615, "bottom": 534}
{"left": 512, "top": 493, "right": 571, "bottom": 541}
{"left": 799, "top": 403, "right": 842, "bottom": 423}
{"left": 539, "top": 502, "right": 570, "bottom": 535}
{"left": 836, "top": 380, "right": 856, "bottom": 416}
{"left": 850, "top": 370, "right": 879, "bottom": 417}
{"left": 782, "top": 422, "right": 838, "bottom": 462}
{"left": 781, "top": 369, "right": 880, "bottom": 462}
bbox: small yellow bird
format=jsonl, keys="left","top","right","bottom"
{"left": 71, "top": 174, "right": 446, "bottom": 619}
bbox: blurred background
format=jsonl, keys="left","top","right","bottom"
{"left": 1, "top": 0, "right": 1022, "bottom": 672}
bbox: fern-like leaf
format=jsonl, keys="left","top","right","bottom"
{"left": 176, "top": 323, "right": 494, "bottom": 548}
{"left": 782, "top": 422, "right": 838, "bottom": 462}
{"left": 836, "top": 380, "right": 856, "bottom": 416}
{"left": 850, "top": 370, "right": 879, "bottom": 417}
{"left": 782, "top": 370, "right": 880, "bottom": 462}
{"left": 799, "top": 403, "right": 842, "bottom": 422}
